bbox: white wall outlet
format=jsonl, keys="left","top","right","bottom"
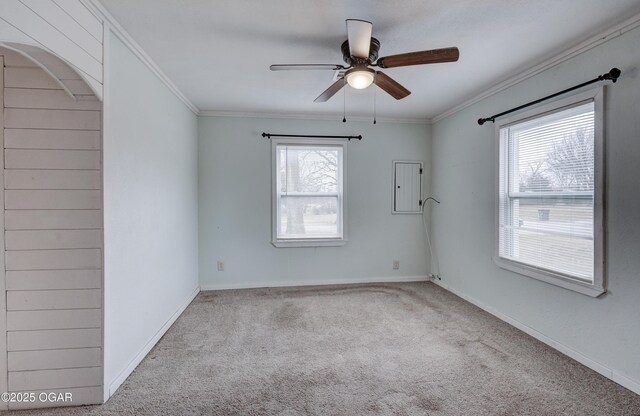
{"left": 393, "top": 260, "right": 400, "bottom": 270}
{"left": 217, "top": 261, "right": 224, "bottom": 271}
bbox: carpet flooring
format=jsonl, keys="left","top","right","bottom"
{"left": 8, "top": 282, "right": 640, "bottom": 415}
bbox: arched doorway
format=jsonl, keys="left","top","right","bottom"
{"left": 0, "top": 45, "right": 103, "bottom": 410}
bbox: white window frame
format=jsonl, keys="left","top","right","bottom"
{"left": 494, "top": 88, "right": 605, "bottom": 297}
{"left": 271, "top": 138, "right": 347, "bottom": 248}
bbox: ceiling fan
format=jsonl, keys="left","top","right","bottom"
{"left": 270, "top": 19, "right": 460, "bottom": 102}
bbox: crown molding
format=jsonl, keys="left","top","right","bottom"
{"left": 82, "top": 0, "right": 199, "bottom": 115}
{"left": 83, "top": 1, "right": 640, "bottom": 124}
{"left": 198, "top": 110, "right": 431, "bottom": 125}
{"left": 431, "top": 11, "right": 640, "bottom": 124}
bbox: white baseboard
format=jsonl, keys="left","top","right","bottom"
{"left": 200, "top": 275, "right": 429, "bottom": 291}
{"left": 106, "top": 285, "right": 201, "bottom": 399}
{"left": 430, "top": 278, "right": 640, "bottom": 396}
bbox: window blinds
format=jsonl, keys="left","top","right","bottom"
{"left": 499, "top": 101, "right": 595, "bottom": 282}
{"left": 276, "top": 144, "right": 343, "bottom": 240}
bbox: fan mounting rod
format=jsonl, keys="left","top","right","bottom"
{"left": 341, "top": 38, "right": 380, "bottom": 66}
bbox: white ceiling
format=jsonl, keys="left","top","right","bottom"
{"left": 100, "top": 0, "right": 640, "bottom": 120}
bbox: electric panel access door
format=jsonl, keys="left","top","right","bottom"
{"left": 393, "top": 161, "right": 423, "bottom": 214}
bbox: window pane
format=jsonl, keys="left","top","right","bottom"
{"left": 279, "top": 196, "right": 339, "bottom": 239}
{"left": 512, "top": 103, "right": 594, "bottom": 194}
{"left": 279, "top": 146, "right": 339, "bottom": 193}
{"left": 499, "top": 101, "right": 595, "bottom": 282}
{"left": 500, "top": 198, "right": 594, "bottom": 280}
{"left": 275, "top": 143, "right": 343, "bottom": 242}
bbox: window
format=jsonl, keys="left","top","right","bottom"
{"left": 271, "top": 139, "right": 346, "bottom": 247}
{"left": 496, "top": 89, "right": 604, "bottom": 296}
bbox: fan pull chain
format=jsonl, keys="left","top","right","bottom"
{"left": 342, "top": 77, "right": 346, "bottom": 123}
{"left": 373, "top": 75, "right": 377, "bottom": 125}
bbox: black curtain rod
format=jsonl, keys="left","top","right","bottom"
{"left": 477, "top": 67, "right": 621, "bottom": 125}
{"left": 261, "top": 133, "right": 362, "bottom": 141}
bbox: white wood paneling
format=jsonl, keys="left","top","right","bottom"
{"left": 11, "top": 45, "right": 83, "bottom": 79}
{"left": 0, "top": 0, "right": 102, "bottom": 83}
{"left": 0, "top": 48, "right": 37, "bottom": 67}
{"left": 7, "top": 328, "right": 101, "bottom": 351}
{"left": 5, "top": 210, "right": 102, "bottom": 230}
{"left": 5, "top": 169, "right": 101, "bottom": 190}
{"left": 0, "top": 55, "right": 7, "bottom": 411}
{"left": 5, "top": 190, "right": 101, "bottom": 209}
{"left": 9, "top": 367, "right": 101, "bottom": 390}
{"left": 6, "top": 229, "right": 102, "bottom": 250}
{"left": 8, "top": 347, "right": 101, "bottom": 371}
{"left": 4, "top": 43, "right": 103, "bottom": 100}
{"left": 6, "top": 269, "right": 101, "bottom": 290}
{"left": 7, "top": 289, "right": 101, "bottom": 310}
{"left": 0, "top": 20, "right": 36, "bottom": 53}
{"left": 60, "top": 78, "right": 95, "bottom": 95}
{"left": 8, "top": 386, "right": 102, "bottom": 409}
{"left": 20, "top": 0, "right": 102, "bottom": 61}
{"left": 1, "top": 45, "right": 103, "bottom": 409}
{"left": 5, "top": 149, "right": 100, "bottom": 170}
{"left": 4, "top": 108, "right": 101, "bottom": 130}
{"left": 7, "top": 309, "right": 101, "bottom": 330}
{"left": 5, "top": 248, "right": 102, "bottom": 271}
{"left": 5, "top": 88, "right": 101, "bottom": 110}
{"left": 4, "top": 66, "right": 63, "bottom": 89}
{"left": 5, "top": 129, "right": 100, "bottom": 150}
{"left": 53, "top": 0, "right": 103, "bottom": 42}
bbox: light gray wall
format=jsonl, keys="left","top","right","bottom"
{"left": 431, "top": 26, "right": 640, "bottom": 390}
{"left": 198, "top": 117, "right": 431, "bottom": 289}
{"left": 103, "top": 33, "right": 199, "bottom": 398}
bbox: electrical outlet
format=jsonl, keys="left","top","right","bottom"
{"left": 393, "top": 260, "right": 400, "bottom": 270}
{"left": 217, "top": 261, "right": 224, "bottom": 271}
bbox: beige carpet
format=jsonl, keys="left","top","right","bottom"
{"left": 8, "top": 282, "right": 640, "bottom": 415}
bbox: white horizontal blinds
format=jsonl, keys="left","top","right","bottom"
{"left": 277, "top": 144, "right": 343, "bottom": 239}
{"left": 499, "top": 101, "right": 595, "bottom": 282}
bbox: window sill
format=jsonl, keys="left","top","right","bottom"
{"left": 272, "top": 239, "right": 347, "bottom": 248}
{"left": 494, "top": 256, "right": 605, "bottom": 298}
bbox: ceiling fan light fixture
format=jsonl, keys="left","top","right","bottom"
{"left": 271, "top": 19, "right": 458, "bottom": 103}
{"left": 345, "top": 67, "right": 375, "bottom": 89}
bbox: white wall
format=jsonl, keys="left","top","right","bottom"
{"left": 431, "top": 25, "right": 640, "bottom": 392}
{"left": 198, "top": 117, "right": 432, "bottom": 289}
{"left": 103, "top": 32, "right": 199, "bottom": 398}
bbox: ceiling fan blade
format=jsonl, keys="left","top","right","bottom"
{"left": 377, "top": 47, "right": 459, "bottom": 68}
{"left": 270, "top": 64, "right": 345, "bottom": 71}
{"left": 314, "top": 79, "right": 346, "bottom": 103}
{"left": 374, "top": 71, "right": 411, "bottom": 100}
{"left": 346, "top": 19, "right": 372, "bottom": 59}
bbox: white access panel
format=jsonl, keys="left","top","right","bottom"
{"left": 393, "top": 161, "right": 423, "bottom": 214}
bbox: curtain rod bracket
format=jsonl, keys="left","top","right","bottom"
{"left": 261, "top": 133, "right": 362, "bottom": 141}
{"left": 478, "top": 67, "right": 621, "bottom": 126}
